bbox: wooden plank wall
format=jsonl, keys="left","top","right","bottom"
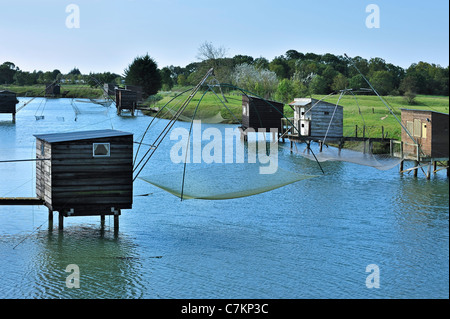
{"left": 36, "top": 139, "right": 52, "bottom": 207}
{"left": 242, "top": 95, "right": 283, "bottom": 132}
{"left": 116, "top": 90, "right": 137, "bottom": 109}
{"left": 431, "top": 112, "right": 449, "bottom": 158}
{"left": 310, "top": 103, "right": 343, "bottom": 138}
{"left": 0, "top": 92, "right": 18, "bottom": 114}
{"left": 36, "top": 136, "right": 133, "bottom": 215}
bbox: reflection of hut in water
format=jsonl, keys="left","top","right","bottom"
{"left": 0, "top": 90, "right": 19, "bottom": 122}
{"left": 241, "top": 95, "right": 284, "bottom": 140}
{"left": 34, "top": 129, "right": 134, "bottom": 230}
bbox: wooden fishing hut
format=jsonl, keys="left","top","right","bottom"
{"left": 115, "top": 88, "right": 138, "bottom": 116}
{"left": 34, "top": 129, "right": 134, "bottom": 229}
{"left": 394, "top": 109, "right": 449, "bottom": 178}
{"left": 279, "top": 98, "right": 344, "bottom": 151}
{"left": 45, "top": 83, "right": 61, "bottom": 97}
{"left": 125, "top": 85, "right": 143, "bottom": 102}
{"left": 283, "top": 98, "right": 343, "bottom": 140}
{"left": 0, "top": 90, "right": 19, "bottom": 122}
{"left": 103, "top": 83, "right": 116, "bottom": 99}
{"left": 240, "top": 95, "right": 284, "bottom": 141}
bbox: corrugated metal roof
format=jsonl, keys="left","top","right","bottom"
{"left": 289, "top": 98, "right": 343, "bottom": 108}
{"left": 289, "top": 98, "right": 314, "bottom": 106}
{"left": 34, "top": 129, "right": 132, "bottom": 143}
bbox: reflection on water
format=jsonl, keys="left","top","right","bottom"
{"left": 0, "top": 98, "right": 448, "bottom": 299}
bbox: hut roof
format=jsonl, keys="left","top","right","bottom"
{"left": 400, "top": 108, "right": 449, "bottom": 116}
{"left": 34, "top": 129, "right": 132, "bottom": 143}
{"left": 289, "top": 98, "right": 342, "bottom": 109}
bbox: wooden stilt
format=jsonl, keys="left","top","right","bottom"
{"left": 399, "top": 160, "right": 404, "bottom": 173}
{"left": 433, "top": 161, "right": 437, "bottom": 173}
{"left": 114, "top": 214, "right": 119, "bottom": 231}
{"left": 413, "top": 160, "right": 419, "bottom": 177}
{"left": 426, "top": 161, "right": 432, "bottom": 180}
{"left": 58, "top": 212, "right": 64, "bottom": 230}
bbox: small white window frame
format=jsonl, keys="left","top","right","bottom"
{"left": 93, "top": 143, "right": 110, "bottom": 157}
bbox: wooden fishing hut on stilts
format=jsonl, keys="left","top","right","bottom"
{"left": 0, "top": 90, "right": 19, "bottom": 123}
{"left": 34, "top": 129, "right": 134, "bottom": 230}
{"left": 239, "top": 95, "right": 284, "bottom": 141}
{"left": 393, "top": 109, "right": 449, "bottom": 179}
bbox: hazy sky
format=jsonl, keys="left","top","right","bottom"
{"left": 0, "top": 0, "right": 448, "bottom": 74}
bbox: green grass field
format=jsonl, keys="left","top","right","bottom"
{"left": 0, "top": 84, "right": 103, "bottom": 99}
{"left": 147, "top": 89, "right": 449, "bottom": 141}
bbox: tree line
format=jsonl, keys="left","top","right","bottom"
{"left": 159, "top": 47, "right": 448, "bottom": 103}
{"left": 1, "top": 46, "right": 448, "bottom": 104}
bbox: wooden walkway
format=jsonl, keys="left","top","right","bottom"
{"left": 0, "top": 197, "right": 44, "bottom": 206}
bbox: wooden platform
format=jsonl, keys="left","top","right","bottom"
{"left": 0, "top": 197, "right": 44, "bottom": 206}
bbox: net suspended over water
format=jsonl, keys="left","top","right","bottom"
{"left": 293, "top": 142, "right": 408, "bottom": 171}
{"left": 287, "top": 54, "right": 421, "bottom": 171}
{"left": 139, "top": 163, "right": 316, "bottom": 200}
{"left": 133, "top": 71, "right": 321, "bottom": 200}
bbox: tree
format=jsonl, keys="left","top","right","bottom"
{"left": 310, "top": 75, "right": 328, "bottom": 94}
{"left": 124, "top": 54, "right": 162, "bottom": 97}
{"left": 196, "top": 41, "right": 228, "bottom": 61}
{"left": 160, "top": 67, "right": 174, "bottom": 90}
{"left": 331, "top": 73, "right": 348, "bottom": 91}
{"left": 0, "top": 62, "right": 18, "bottom": 84}
{"left": 68, "top": 67, "right": 81, "bottom": 75}
{"left": 369, "top": 70, "right": 395, "bottom": 95}
{"left": 232, "top": 63, "right": 278, "bottom": 98}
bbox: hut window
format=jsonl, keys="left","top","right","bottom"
{"left": 324, "top": 111, "right": 329, "bottom": 115}
{"left": 40, "top": 143, "right": 45, "bottom": 156}
{"left": 413, "top": 119, "right": 421, "bottom": 137}
{"left": 93, "top": 143, "right": 110, "bottom": 157}
{"left": 406, "top": 121, "right": 414, "bottom": 136}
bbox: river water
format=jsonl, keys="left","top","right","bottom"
{"left": 0, "top": 98, "right": 448, "bottom": 299}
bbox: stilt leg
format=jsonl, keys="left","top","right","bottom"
{"left": 413, "top": 161, "right": 419, "bottom": 177}
{"left": 58, "top": 213, "right": 64, "bottom": 230}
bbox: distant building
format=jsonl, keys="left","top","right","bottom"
{"left": 0, "top": 90, "right": 19, "bottom": 122}
{"left": 241, "top": 95, "right": 284, "bottom": 132}
{"left": 401, "top": 109, "right": 449, "bottom": 159}
{"left": 288, "top": 98, "right": 343, "bottom": 139}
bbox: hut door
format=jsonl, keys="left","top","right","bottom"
{"left": 421, "top": 122, "right": 427, "bottom": 139}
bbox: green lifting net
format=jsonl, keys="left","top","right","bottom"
{"left": 139, "top": 163, "right": 317, "bottom": 200}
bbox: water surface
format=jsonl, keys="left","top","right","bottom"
{"left": 0, "top": 98, "right": 448, "bottom": 299}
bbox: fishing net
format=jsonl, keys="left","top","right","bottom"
{"left": 139, "top": 163, "right": 316, "bottom": 200}
{"left": 291, "top": 140, "right": 411, "bottom": 171}
{"left": 165, "top": 106, "right": 226, "bottom": 124}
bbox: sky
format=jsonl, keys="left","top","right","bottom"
{"left": 0, "top": 0, "right": 448, "bottom": 74}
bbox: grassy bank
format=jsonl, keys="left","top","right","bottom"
{"left": 145, "top": 89, "right": 449, "bottom": 141}
{"left": 0, "top": 84, "right": 103, "bottom": 99}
